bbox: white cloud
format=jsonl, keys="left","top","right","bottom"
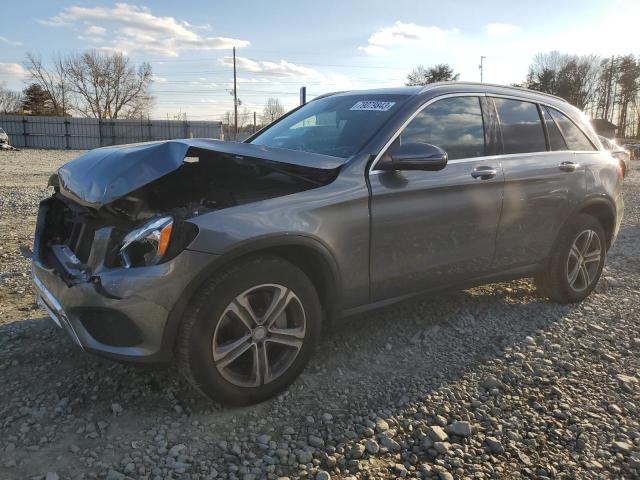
{"left": 0, "top": 63, "right": 27, "bottom": 78}
{"left": 236, "top": 77, "right": 270, "bottom": 83}
{"left": 486, "top": 23, "right": 520, "bottom": 36}
{"left": 152, "top": 75, "right": 169, "bottom": 83}
{"left": 220, "top": 56, "right": 354, "bottom": 92}
{"left": 358, "top": 45, "right": 390, "bottom": 56}
{"left": 359, "top": 21, "right": 458, "bottom": 55}
{"left": 189, "top": 79, "right": 218, "bottom": 88}
{"left": 0, "top": 36, "right": 22, "bottom": 47}
{"left": 85, "top": 25, "right": 106, "bottom": 36}
{"left": 39, "top": 3, "right": 250, "bottom": 56}
{"left": 220, "top": 56, "right": 321, "bottom": 79}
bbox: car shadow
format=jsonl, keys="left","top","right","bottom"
{"left": 0, "top": 276, "right": 579, "bottom": 443}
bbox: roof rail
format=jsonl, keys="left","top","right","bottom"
{"left": 419, "top": 81, "right": 566, "bottom": 102}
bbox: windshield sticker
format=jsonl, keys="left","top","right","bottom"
{"left": 350, "top": 101, "right": 396, "bottom": 112}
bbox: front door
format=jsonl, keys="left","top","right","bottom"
{"left": 369, "top": 95, "right": 504, "bottom": 301}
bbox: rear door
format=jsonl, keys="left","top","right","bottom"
{"left": 491, "top": 97, "right": 587, "bottom": 269}
{"left": 369, "top": 95, "right": 504, "bottom": 301}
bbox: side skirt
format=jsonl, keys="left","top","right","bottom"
{"left": 336, "top": 263, "right": 540, "bottom": 320}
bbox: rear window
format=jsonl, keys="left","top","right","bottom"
{"left": 548, "top": 108, "right": 595, "bottom": 151}
{"left": 251, "top": 94, "right": 410, "bottom": 158}
{"left": 494, "top": 98, "right": 546, "bottom": 154}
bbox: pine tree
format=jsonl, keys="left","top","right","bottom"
{"left": 21, "top": 83, "right": 56, "bottom": 116}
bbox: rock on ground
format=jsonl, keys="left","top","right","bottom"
{"left": 0, "top": 150, "right": 638, "bottom": 479}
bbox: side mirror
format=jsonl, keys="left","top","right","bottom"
{"left": 380, "top": 142, "right": 448, "bottom": 171}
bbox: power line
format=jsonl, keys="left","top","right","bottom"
{"left": 150, "top": 90, "right": 302, "bottom": 95}
{"left": 148, "top": 57, "right": 405, "bottom": 70}
{"left": 153, "top": 78, "right": 402, "bottom": 84}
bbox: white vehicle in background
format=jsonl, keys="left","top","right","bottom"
{"left": 599, "top": 135, "right": 631, "bottom": 178}
{"left": 0, "top": 128, "right": 8, "bottom": 144}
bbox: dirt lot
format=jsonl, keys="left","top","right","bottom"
{"left": 0, "top": 149, "right": 638, "bottom": 480}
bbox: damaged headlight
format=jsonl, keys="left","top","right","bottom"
{"left": 119, "top": 216, "right": 173, "bottom": 268}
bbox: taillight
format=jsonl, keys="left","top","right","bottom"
{"left": 618, "top": 161, "right": 625, "bottom": 181}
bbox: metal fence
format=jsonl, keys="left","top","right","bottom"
{"left": 0, "top": 115, "right": 223, "bottom": 149}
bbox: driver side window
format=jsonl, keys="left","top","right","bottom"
{"left": 400, "top": 96, "right": 486, "bottom": 160}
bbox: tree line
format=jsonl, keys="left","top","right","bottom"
{"left": 522, "top": 51, "right": 640, "bottom": 138}
{"left": 221, "top": 97, "right": 286, "bottom": 139}
{"left": 406, "top": 53, "right": 640, "bottom": 139}
{"left": 0, "top": 50, "right": 153, "bottom": 119}
{"left": 5, "top": 49, "right": 639, "bottom": 139}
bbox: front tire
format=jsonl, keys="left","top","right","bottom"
{"left": 535, "top": 214, "right": 606, "bottom": 303}
{"left": 177, "top": 255, "right": 322, "bottom": 405}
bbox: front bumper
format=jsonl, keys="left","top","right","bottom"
{"left": 32, "top": 248, "right": 217, "bottom": 363}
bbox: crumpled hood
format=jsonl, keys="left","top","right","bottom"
{"left": 57, "top": 138, "right": 345, "bottom": 207}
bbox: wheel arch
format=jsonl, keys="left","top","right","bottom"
{"left": 574, "top": 197, "right": 617, "bottom": 249}
{"left": 162, "top": 235, "right": 342, "bottom": 359}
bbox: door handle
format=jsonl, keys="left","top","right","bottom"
{"left": 559, "top": 161, "right": 578, "bottom": 172}
{"left": 471, "top": 166, "right": 498, "bottom": 180}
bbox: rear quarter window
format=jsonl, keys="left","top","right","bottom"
{"left": 548, "top": 108, "right": 595, "bottom": 151}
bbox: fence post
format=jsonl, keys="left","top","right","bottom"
{"left": 111, "top": 120, "right": 116, "bottom": 146}
{"left": 98, "top": 120, "right": 103, "bottom": 147}
{"left": 147, "top": 119, "right": 152, "bottom": 142}
{"left": 22, "top": 117, "right": 28, "bottom": 148}
{"left": 64, "top": 117, "right": 70, "bottom": 149}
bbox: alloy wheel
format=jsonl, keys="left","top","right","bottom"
{"left": 212, "top": 284, "right": 306, "bottom": 387}
{"left": 566, "top": 229, "right": 602, "bottom": 292}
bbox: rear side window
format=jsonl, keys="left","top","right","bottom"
{"left": 400, "top": 96, "right": 485, "bottom": 160}
{"left": 548, "top": 108, "right": 595, "bottom": 151}
{"left": 541, "top": 107, "right": 567, "bottom": 151}
{"left": 494, "top": 98, "right": 546, "bottom": 154}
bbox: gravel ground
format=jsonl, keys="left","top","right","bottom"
{"left": 0, "top": 149, "right": 638, "bottom": 480}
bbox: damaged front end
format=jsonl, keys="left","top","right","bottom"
{"left": 32, "top": 139, "right": 342, "bottom": 362}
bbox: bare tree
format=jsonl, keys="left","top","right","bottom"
{"left": 0, "top": 82, "right": 22, "bottom": 114}
{"left": 406, "top": 64, "right": 459, "bottom": 86}
{"left": 24, "top": 53, "right": 69, "bottom": 116}
{"left": 613, "top": 55, "right": 640, "bottom": 137}
{"left": 525, "top": 51, "right": 600, "bottom": 109}
{"left": 262, "top": 98, "right": 285, "bottom": 124}
{"left": 237, "top": 107, "right": 254, "bottom": 129}
{"left": 63, "top": 50, "right": 153, "bottom": 119}
{"left": 124, "top": 93, "right": 154, "bottom": 119}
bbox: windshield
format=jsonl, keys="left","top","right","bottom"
{"left": 251, "top": 94, "right": 410, "bottom": 158}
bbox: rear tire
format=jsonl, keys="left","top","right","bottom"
{"left": 535, "top": 214, "right": 606, "bottom": 303}
{"left": 177, "top": 255, "right": 322, "bottom": 405}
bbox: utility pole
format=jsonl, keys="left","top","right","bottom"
{"left": 233, "top": 46, "right": 238, "bottom": 140}
{"left": 479, "top": 56, "right": 486, "bottom": 83}
{"left": 253, "top": 111, "right": 257, "bottom": 133}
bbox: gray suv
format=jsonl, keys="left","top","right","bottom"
{"left": 32, "top": 82, "right": 624, "bottom": 404}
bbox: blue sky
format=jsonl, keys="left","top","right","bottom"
{"left": 0, "top": 0, "right": 637, "bottom": 121}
